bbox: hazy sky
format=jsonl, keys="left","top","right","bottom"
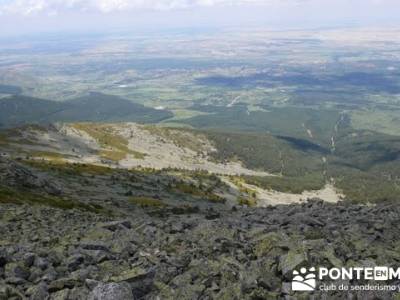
{"left": 1, "top": 0, "right": 400, "bottom": 37}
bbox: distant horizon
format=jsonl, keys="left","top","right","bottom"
{"left": 2, "top": 23, "right": 400, "bottom": 41}
{"left": 1, "top": 0, "right": 400, "bottom": 38}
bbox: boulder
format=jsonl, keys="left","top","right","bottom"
{"left": 88, "top": 282, "right": 134, "bottom": 300}
{"left": 27, "top": 282, "right": 49, "bottom": 300}
{"left": 5, "top": 262, "right": 31, "bottom": 280}
{"left": 279, "top": 249, "right": 307, "bottom": 276}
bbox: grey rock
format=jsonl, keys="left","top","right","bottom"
{"left": 80, "top": 242, "right": 110, "bottom": 252}
{"left": 84, "top": 250, "right": 111, "bottom": 264}
{"left": 85, "top": 279, "right": 102, "bottom": 290}
{"left": 281, "top": 282, "right": 292, "bottom": 294}
{"left": 23, "top": 253, "right": 36, "bottom": 268}
{"left": 101, "top": 220, "right": 131, "bottom": 231}
{"left": 0, "top": 284, "right": 25, "bottom": 300}
{"left": 0, "top": 250, "right": 7, "bottom": 267}
{"left": 279, "top": 250, "right": 307, "bottom": 276}
{"left": 42, "top": 268, "right": 58, "bottom": 283}
{"left": 67, "top": 254, "right": 85, "bottom": 271}
{"left": 88, "top": 282, "right": 134, "bottom": 300}
{"left": 68, "top": 287, "right": 91, "bottom": 300}
{"left": 48, "top": 278, "right": 78, "bottom": 293}
{"left": 5, "top": 276, "right": 27, "bottom": 285}
{"left": 5, "top": 262, "right": 31, "bottom": 280}
{"left": 49, "top": 288, "right": 70, "bottom": 300}
{"left": 28, "top": 267, "right": 43, "bottom": 283}
{"left": 27, "top": 282, "right": 49, "bottom": 300}
{"left": 34, "top": 257, "right": 49, "bottom": 270}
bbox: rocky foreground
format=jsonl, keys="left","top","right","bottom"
{"left": 1, "top": 198, "right": 400, "bottom": 300}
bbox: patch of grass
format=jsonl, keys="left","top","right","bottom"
{"left": 230, "top": 177, "right": 258, "bottom": 198}
{"left": 206, "top": 193, "right": 226, "bottom": 203}
{"left": 174, "top": 183, "right": 203, "bottom": 196}
{"left": 72, "top": 123, "right": 146, "bottom": 161}
{"left": 173, "top": 182, "right": 226, "bottom": 203}
{"left": 30, "top": 151, "right": 67, "bottom": 163}
{"left": 129, "top": 150, "right": 146, "bottom": 159}
{"left": 129, "top": 196, "right": 166, "bottom": 208}
{"left": 241, "top": 173, "right": 326, "bottom": 194}
{"left": 254, "top": 232, "right": 282, "bottom": 257}
{"left": 166, "top": 109, "right": 211, "bottom": 121}
{"left": 0, "top": 133, "right": 9, "bottom": 145}
{"left": 72, "top": 123, "right": 128, "bottom": 150}
{"left": 237, "top": 196, "right": 257, "bottom": 207}
{"left": 0, "top": 185, "right": 106, "bottom": 214}
{"left": 99, "top": 150, "right": 126, "bottom": 162}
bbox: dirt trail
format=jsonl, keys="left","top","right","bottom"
{"left": 222, "top": 177, "right": 343, "bottom": 206}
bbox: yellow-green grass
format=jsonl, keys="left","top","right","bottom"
{"left": 167, "top": 109, "right": 211, "bottom": 121}
{"left": 237, "top": 196, "right": 257, "bottom": 207}
{"left": 173, "top": 183, "right": 226, "bottom": 203}
{"left": 30, "top": 151, "right": 67, "bottom": 163}
{"left": 0, "top": 185, "right": 105, "bottom": 213}
{"left": 230, "top": 177, "right": 258, "bottom": 198}
{"left": 72, "top": 123, "right": 146, "bottom": 160}
{"left": 99, "top": 150, "right": 127, "bottom": 162}
{"left": 0, "top": 133, "right": 9, "bottom": 145}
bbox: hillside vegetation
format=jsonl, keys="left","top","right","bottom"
{"left": 0, "top": 122, "right": 399, "bottom": 203}
{"left": 0, "top": 93, "right": 173, "bottom": 128}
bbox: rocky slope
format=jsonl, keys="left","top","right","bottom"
{"left": 2, "top": 195, "right": 400, "bottom": 299}
{"left": 0, "top": 156, "right": 400, "bottom": 299}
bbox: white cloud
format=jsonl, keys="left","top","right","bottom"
{"left": 0, "top": 0, "right": 297, "bottom": 15}
{"left": 1, "top": 0, "right": 397, "bottom": 17}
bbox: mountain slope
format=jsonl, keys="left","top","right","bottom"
{"left": 0, "top": 93, "right": 173, "bottom": 127}
{"left": 1, "top": 155, "right": 400, "bottom": 300}
{"left": 1, "top": 121, "right": 399, "bottom": 203}
{"left": 48, "top": 92, "right": 173, "bottom": 123}
{"left": 0, "top": 84, "right": 22, "bottom": 95}
{"left": 0, "top": 95, "right": 68, "bottom": 127}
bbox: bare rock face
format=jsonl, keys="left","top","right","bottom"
{"left": 88, "top": 283, "right": 134, "bottom": 300}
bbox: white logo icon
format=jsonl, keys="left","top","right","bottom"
{"left": 374, "top": 267, "right": 389, "bottom": 281}
{"left": 292, "top": 267, "right": 316, "bottom": 291}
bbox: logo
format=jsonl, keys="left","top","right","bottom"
{"left": 292, "top": 267, "right": 316, "bottom": 291}
{"left": 290, "top": 266, "right": 400, "bottom": 292}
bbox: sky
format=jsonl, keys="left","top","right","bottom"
{"left": 0, "top": 0, "right": 400, "bottom": 37}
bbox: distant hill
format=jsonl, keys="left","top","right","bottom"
{"left": 0, "top": 95, "right": 68, "bottom": 127}
{"left": 0, "top": 84, "right": 22, "bottom": 95}
{"left": 0, "top": 93, "right": 173, "bottom": 127}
